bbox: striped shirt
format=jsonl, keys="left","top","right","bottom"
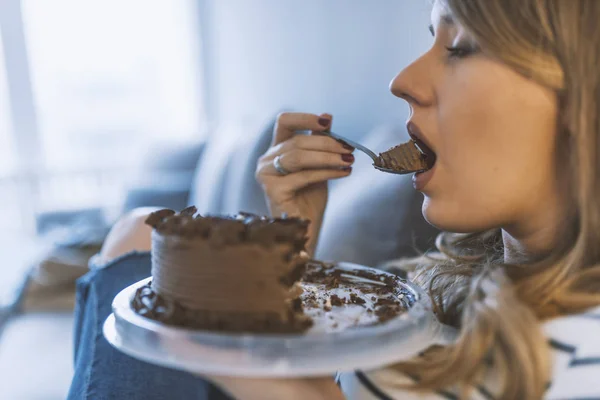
{"left": 337, "top": 305, "right": 600, "bottom": 400}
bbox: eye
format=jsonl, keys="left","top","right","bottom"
{"left": 445, "top": 45, "right": 478, "bottom": 59}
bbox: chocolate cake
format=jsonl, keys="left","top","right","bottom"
{"left": 131, "top": 207, "right": 313, "bottom": 333}
{"left": 375, "top": 139, "right": 433, "bottom": 173}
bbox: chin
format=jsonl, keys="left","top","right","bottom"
{"left": 421, "top": 197, "right": 493, "bottom": 233}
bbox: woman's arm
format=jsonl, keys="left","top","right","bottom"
{"left": 209, "top": 376, "right": 345, "bottom": 400}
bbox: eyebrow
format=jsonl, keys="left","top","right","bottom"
{"left": 428, "top": 14, "right": 455, "bottom": 36}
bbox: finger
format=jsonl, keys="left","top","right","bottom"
{"left": 311, "top": 112, "right": 332, "bottom": 137}
{"left": 272, "top": 112, "right": 332, "bottom": 145}
{"left": 261, "top": 168, "right": 353, "bottom": 197}
{"left": 281, "top": 168, "right": 353, "bottom": 191}
{"left": 311, "top": 113, "right": 355, "bottom": 151}
{"left": 262, "top": 135, "right": 354, "bottom": 163}
{"left": 260, "top": 149, "right": 354, "bottom": 176}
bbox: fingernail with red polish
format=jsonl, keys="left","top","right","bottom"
{"left": 318, "top": 117, "right": 331, "bottom": 127}
{"left": 336, "top": 139, "right": 354, "bottom": 151}
{"left": 342, "top": 166, "right": 353, "bottom": 172}
{"left": 342, "top": 154, "right": 355, "bottom": 163}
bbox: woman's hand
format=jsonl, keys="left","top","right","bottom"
{"left": 256, "top": 112, "right": 355, "bottom": 255}
{"left": 209, "top": 375, "right": 345, "bottom": 400}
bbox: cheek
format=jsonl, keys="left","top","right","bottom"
{"left": 425, "top": 60, "right": 558, "bottom": 231}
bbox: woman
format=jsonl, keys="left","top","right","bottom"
{"left": 70, "top": 0, "right": 600, "bottom": 399}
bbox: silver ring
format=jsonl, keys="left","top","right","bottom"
{"left": 273, "top": 155, "right": 291, "bottom": 176}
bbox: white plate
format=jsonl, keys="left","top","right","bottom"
{"left": 103, "top": 262, "right": 455, "bottom": 377}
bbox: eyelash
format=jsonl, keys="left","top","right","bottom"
{"left": 445, "top": 45, "right": 476, "bottom": 59}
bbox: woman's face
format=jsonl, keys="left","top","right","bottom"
{"left": 390, "top": 1, "right": 560, "bottom": 235}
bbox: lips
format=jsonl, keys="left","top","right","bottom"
{"left": 407, "top": 122, "right": 437, "bottom": 170}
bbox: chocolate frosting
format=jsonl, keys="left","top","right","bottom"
{"left": 139, "top": 208, "right": 313, "bottom": 333}
{"left": 145, "top": 207, "right": 309, "bottom": 250}
{"left": 375, "top": 140, "right": 428, "bottom": 173}
{"left": 150, "top": 231, "right": 307, "bottom": 314}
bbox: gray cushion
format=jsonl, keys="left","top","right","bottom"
{"left": 188, "top": 114, "right": 278, "bottom": 215}
{"left": 219, "top": 117, "right": 275, "bottom": 216}
{"left": 141, "top": 140, "right": 205, "bottom": 171}
{"left": 122, "top": 141, "right": 205, "bottom": 213}
{"left": 188, "top": 123, "right": 249, "bottom": 214}
{"left": 123, "top": 186, "right": 190, "bottom": 213}
{"left": 315, "top": 125, "right": 439, "bottom": 267}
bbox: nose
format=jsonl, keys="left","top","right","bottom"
{"left": 389, "top": 54, "right": 434, "bottom": 108}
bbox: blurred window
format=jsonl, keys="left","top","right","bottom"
{"left": 0, "top": 0, "right": 204, "bottom": 232}
{"left": 0, "top": 36, "right": 16, "bottom": 178}
{"left": 21, "top": 0, "right": 204, "bottom": 171}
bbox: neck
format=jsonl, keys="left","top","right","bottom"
{"left": 502, "top": 199, "right": 566, "bottom": 265}
{"left": 502, "top": 233, "right": 548, "bottom": 264}
{"left": 502, "top": 175, "right": 569, "bottom": 264}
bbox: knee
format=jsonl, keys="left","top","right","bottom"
{"left": 99, "top": 207, "right": 162, "bottom": 264}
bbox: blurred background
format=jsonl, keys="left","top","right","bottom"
{"left": 0, "top": 0, "right": 432, "bottom": 398}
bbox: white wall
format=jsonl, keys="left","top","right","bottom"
{"left": 201, "top": 0, "right": 432, "bottom": 138}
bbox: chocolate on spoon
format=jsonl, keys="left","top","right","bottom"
{"left": 374, "top": 139, "right": 434, "bottom": 174}
{"left": 322, "top": 131, "right": 434, "bottom": 175}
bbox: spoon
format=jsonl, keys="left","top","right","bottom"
{"left": 323, "top": 131, "right": 415, "bottom": 175}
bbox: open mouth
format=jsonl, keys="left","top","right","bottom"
{"left": 411, "top": 138, "right": 437, "bottom": 170}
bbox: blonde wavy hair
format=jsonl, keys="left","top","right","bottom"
{"left": 390, "top": 1, "right": 600, "bottom": 399}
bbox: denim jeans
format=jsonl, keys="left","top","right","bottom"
{"left": 67, "top": 252, "right": 233, "bottom": 400}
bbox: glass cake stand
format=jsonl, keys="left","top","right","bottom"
{"left": 103, "top": 262, "right": 456, "bottom": 377}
